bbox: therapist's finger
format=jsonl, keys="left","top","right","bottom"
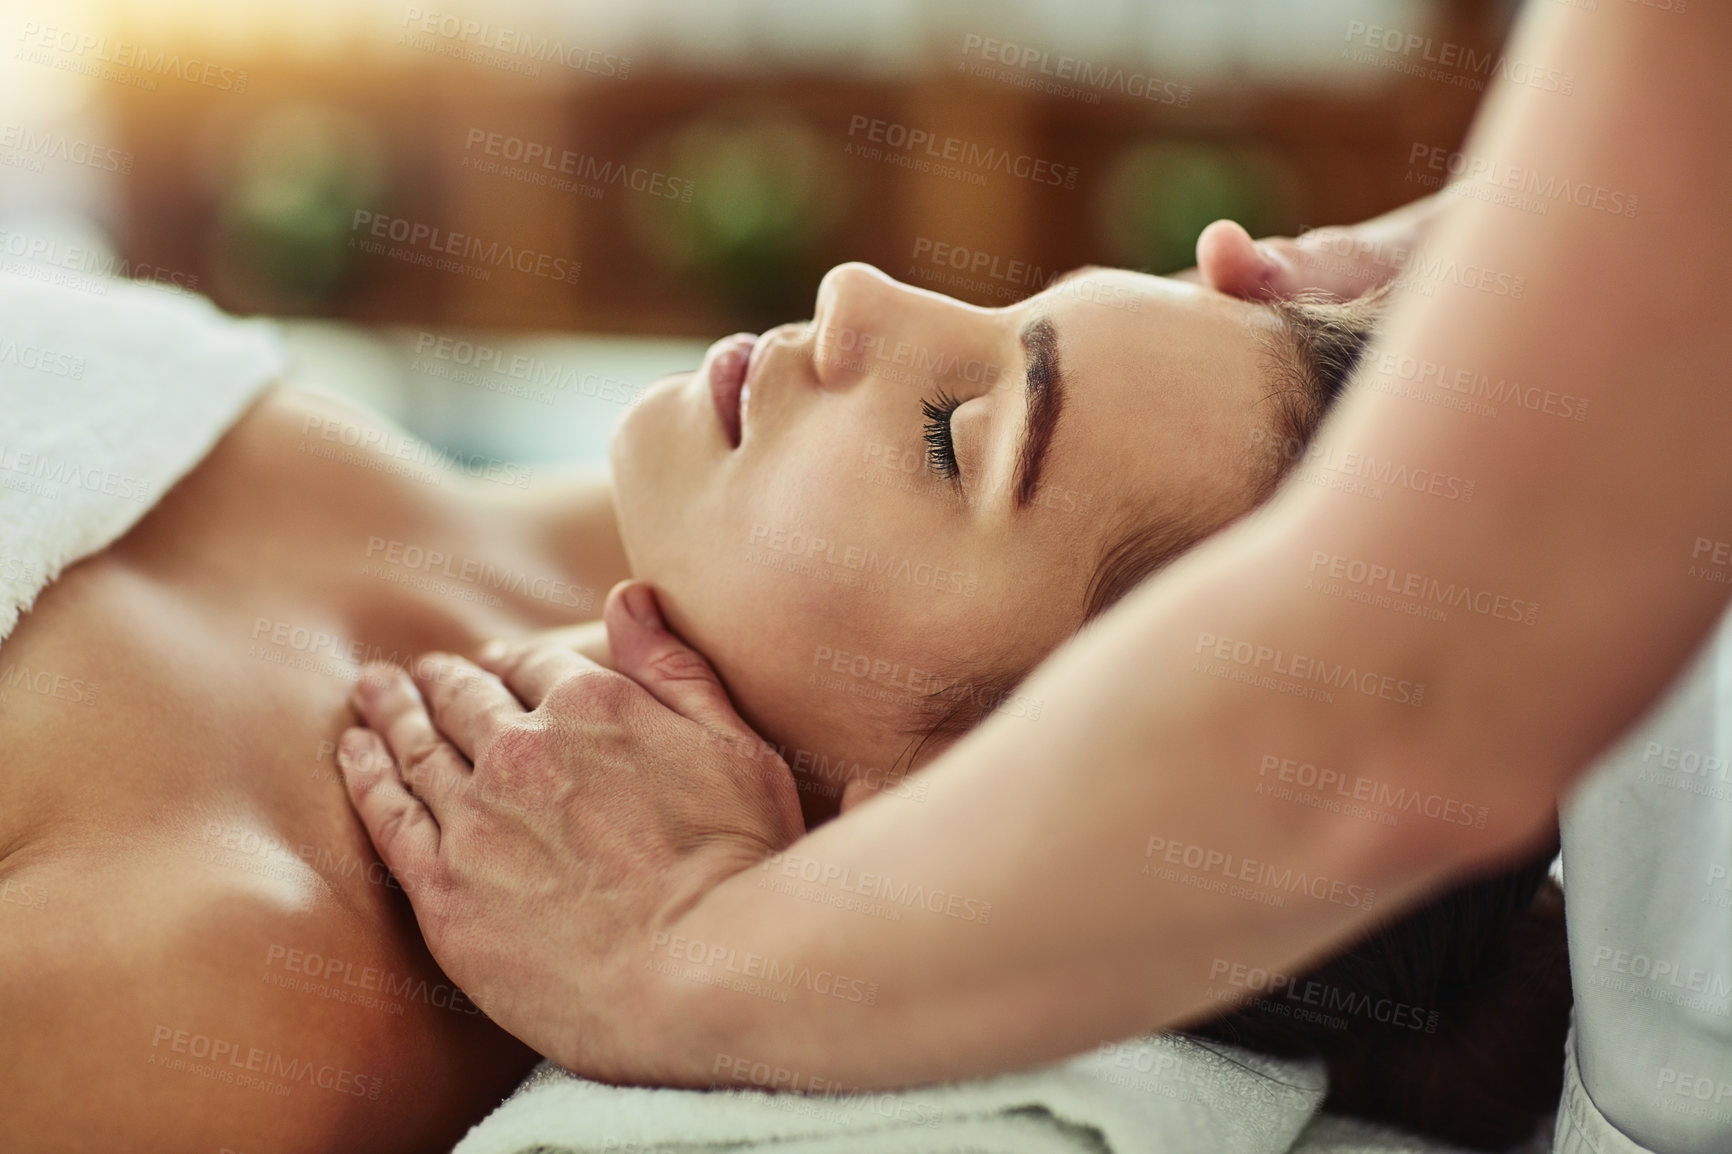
{"left": 1199, "top": 217, "right": 1401, "bottom": 302}
{"left": 411, "top": 651, "right": 522, "bottom": 763}
{"left": 603, "top": 581, "right": 754, "bottom": 741}
{"left": 475, "top": 639, "right": 601, "bottom": 709}
{"left": 1196, "top": 219, "right": 1292, "bottom": 300}
{"left": 338, "top": 726, "right": 441, "bottom": 879}
{"left": 351, "top": 663, "right": 471, "bottom": 820}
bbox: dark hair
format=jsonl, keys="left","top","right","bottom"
{"left": 907, "top": 286, "right": 1571, "bottom": 1149}
{"left": 1188, "top": 843, "right": 1569, "bottom": 1149}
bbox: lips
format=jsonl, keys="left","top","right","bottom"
{"left": 706, "top": 333, "right": 756, "bottom": 448}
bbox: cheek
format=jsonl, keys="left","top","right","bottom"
{"left": 608, "top": 375, "right": 697, "bottom": 574}
{"left": 618, "top": 390, "right": 989, "bottom": 769}
{"left": 714, "top": 596, "right": 959, "bottom": 800}
{"left": 679, "top": 442, "right": 883, "bottom": 689}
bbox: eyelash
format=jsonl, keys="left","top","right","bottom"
{"left": 920, "top": 389, "right": 962, "bottom": 480}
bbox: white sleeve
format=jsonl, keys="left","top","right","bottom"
{"left": 1555, "top": 603, "right": 1732, "bottom": 1153}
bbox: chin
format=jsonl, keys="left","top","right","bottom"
{"left": 607, "top": 370, "right": 711, "bottom": 602}
{"left": 607, "top": 380, "right": 670, "bottom": 581}
{"left": 610, "top": 369, "right": 688, "bottom": 463}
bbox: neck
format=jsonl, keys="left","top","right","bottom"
{"left": 474, "top": 466, "right": 633, "bottom": 612}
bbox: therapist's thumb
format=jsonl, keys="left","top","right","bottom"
{"left": 603, "top": 581, "right": 757, "bottom": 742}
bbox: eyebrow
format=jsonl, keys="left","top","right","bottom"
{"left": 1013, "top": 315, "right": 1064, "bottom": 509}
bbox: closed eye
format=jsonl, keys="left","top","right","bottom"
{"left": 921, "top": 388, "right": 962, "bottom": 482}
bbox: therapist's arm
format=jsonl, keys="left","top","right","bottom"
{"left": 605, "top": 0, "right": 1732, "bottom": 1086}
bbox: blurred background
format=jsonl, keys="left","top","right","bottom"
{"left": 0, "top": 0, "right": 1523, "bottom": 469}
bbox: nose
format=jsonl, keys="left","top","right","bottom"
{"left": 809, "top": 262, "right": 999, "bottom": 393}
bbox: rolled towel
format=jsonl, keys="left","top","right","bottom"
{"left": 452, "top": 1036, "right": 1327, "bottom": 1154}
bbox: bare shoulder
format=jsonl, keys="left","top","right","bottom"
{"left": 0, "top": 838, "right": 530, "bottom": 1154}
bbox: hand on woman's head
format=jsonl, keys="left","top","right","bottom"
{"left": 1196, "top": 196, "right": 1448, "bottom": 303}
{"left": 608, "top": 262, "right": 1378, "bottom": 815}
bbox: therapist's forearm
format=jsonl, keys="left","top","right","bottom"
{"left": 616, "top": 0, "right": 1732, "bottom": 1089}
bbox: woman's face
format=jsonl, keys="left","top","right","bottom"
{"left": 611, "top": 263, "right": 1284, "bottom": 810}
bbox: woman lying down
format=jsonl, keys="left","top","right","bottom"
{"left": 0, "top": 259, "right": 1568, "bottom": 1154}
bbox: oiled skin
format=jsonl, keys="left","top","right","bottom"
{"left": 0, "top": 387, "right": 628, "bottom": 1154}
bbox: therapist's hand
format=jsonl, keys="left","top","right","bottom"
{"left": 1186, "top": 192, "right": 1451, "bottom": 301}
{"left": 336, "top": 580, "right": 804, "bottom": 1077}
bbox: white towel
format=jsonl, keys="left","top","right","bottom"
{"left": 452, "top": 1038, "right": 1329, "bottom": 1154}
{"left": 1292, "top": 1114, "right": 1482, "bottom": 1154}
{"left": 0, "top": 271, "right": 284, "bottom": 648}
